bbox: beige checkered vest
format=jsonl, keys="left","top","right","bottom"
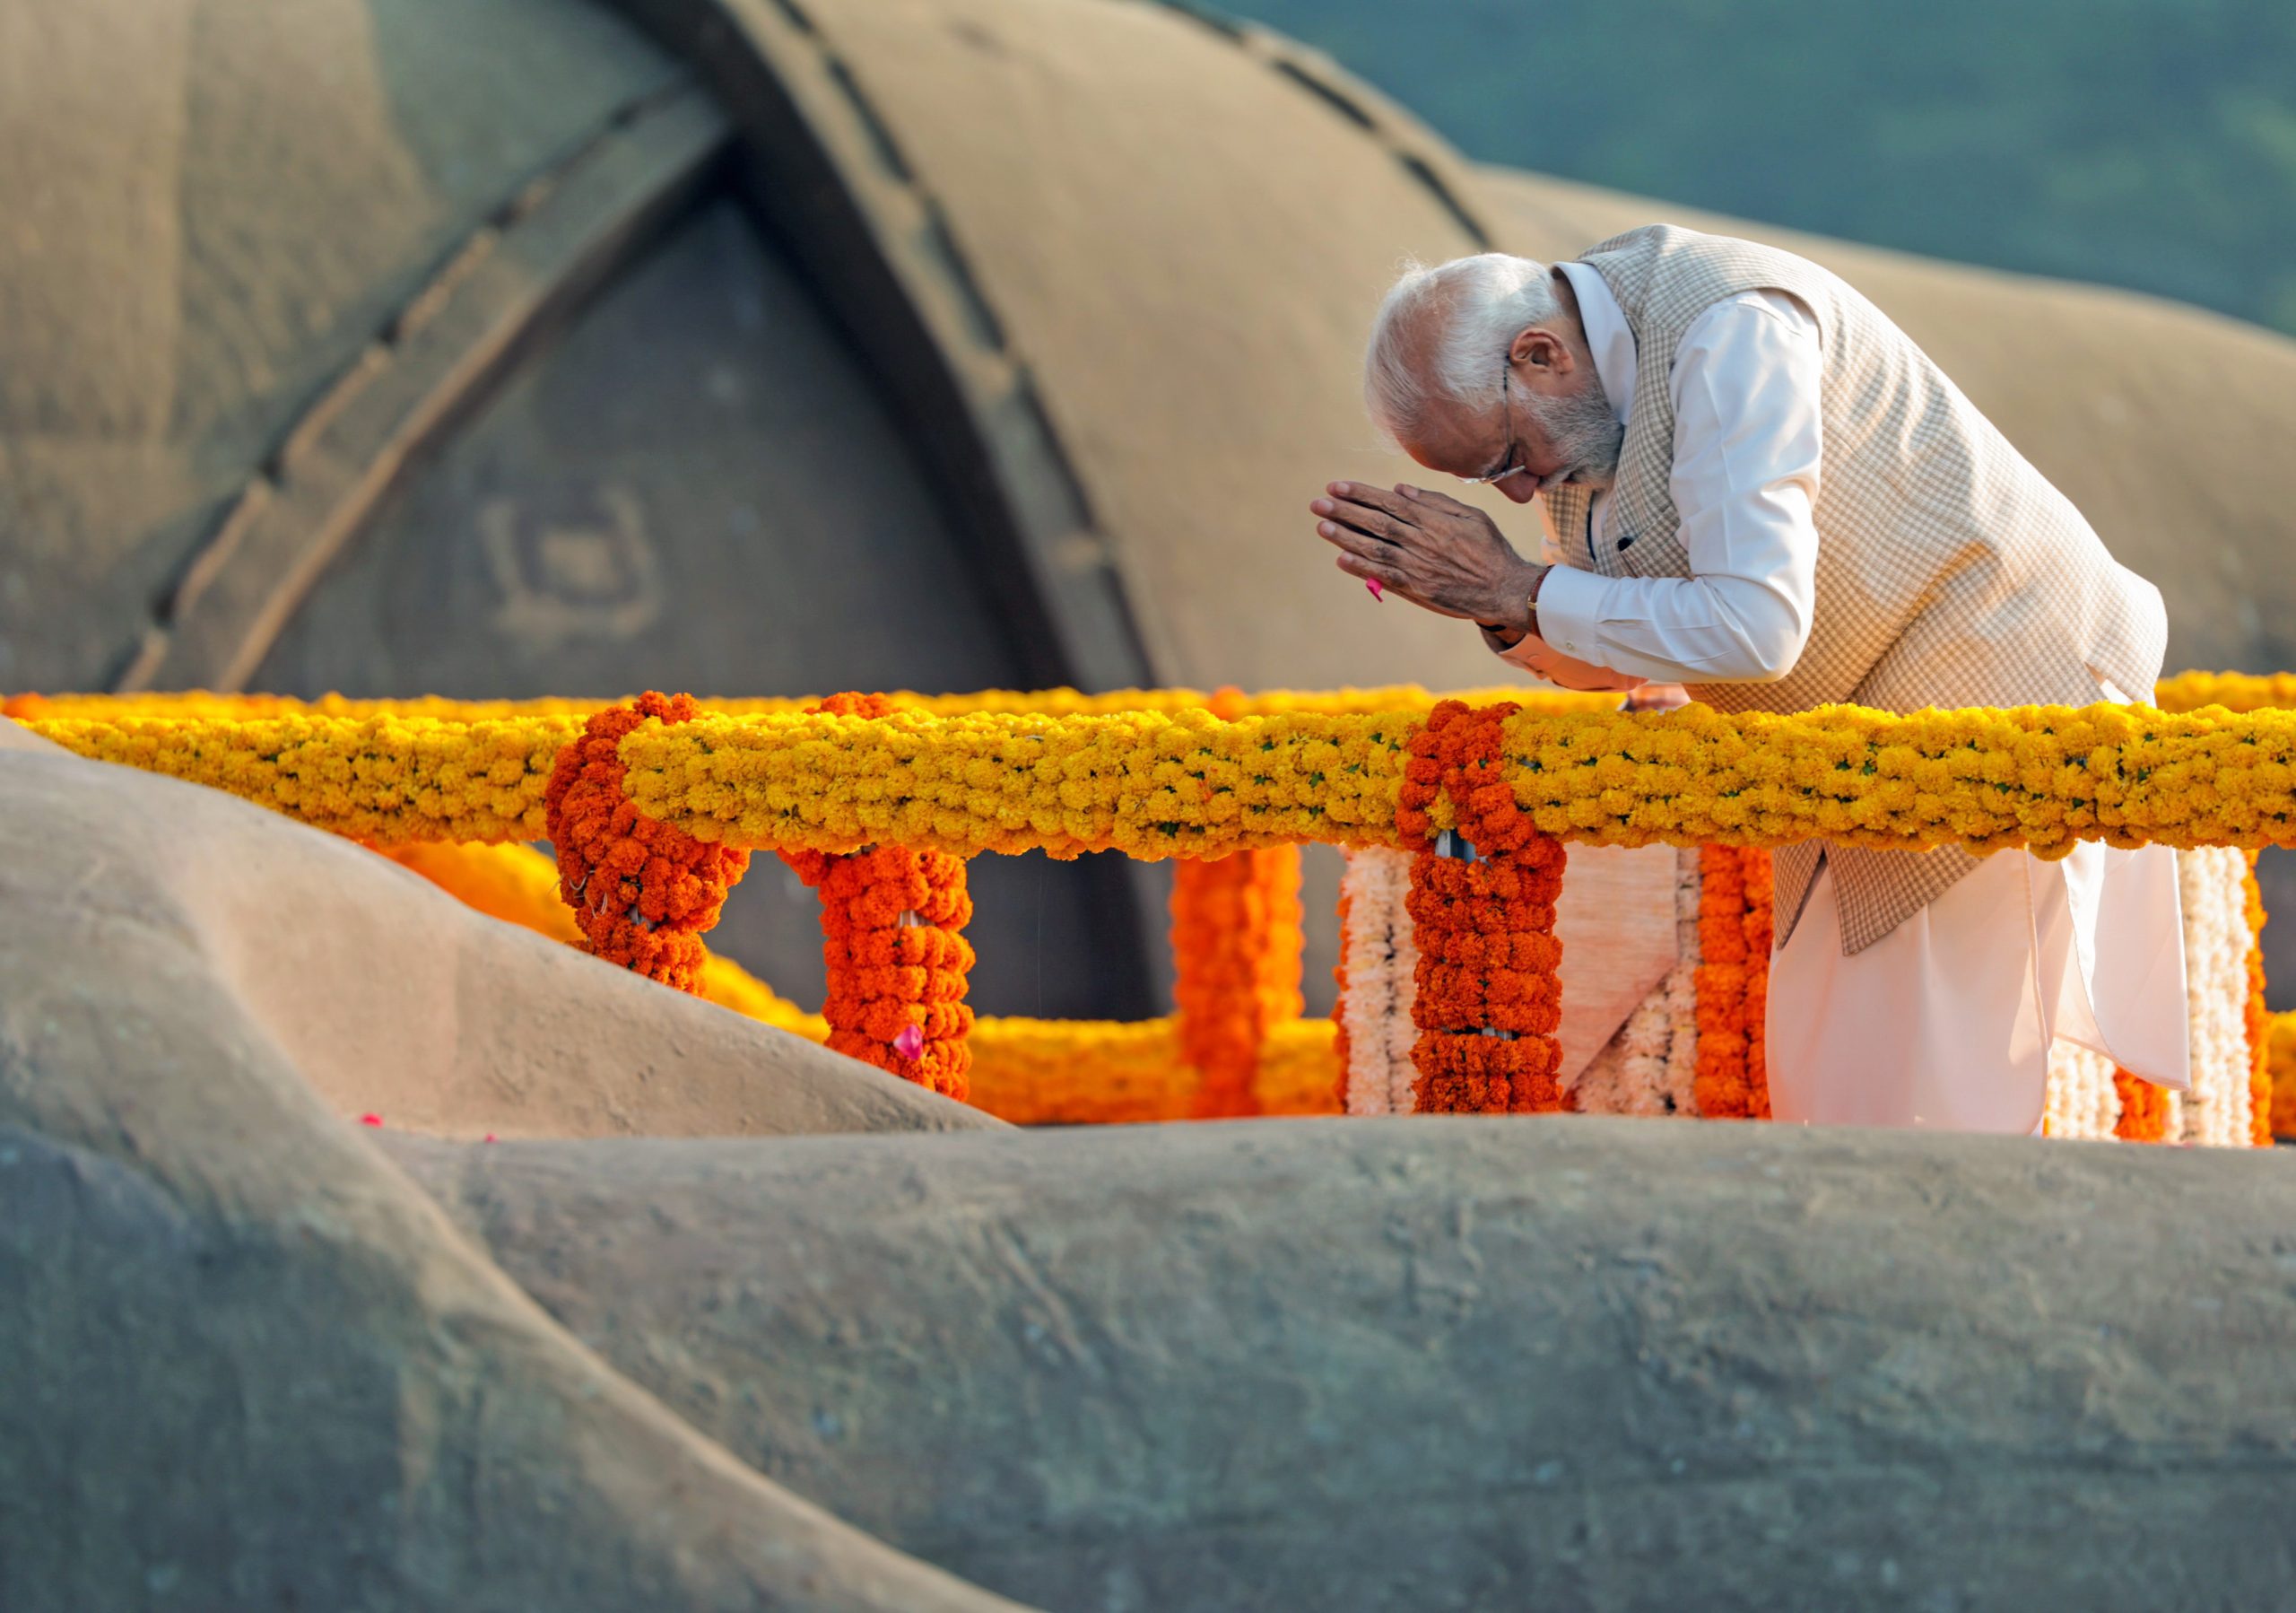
{"left": 1541, "top": 225, "right": 2168, "bottom": 955}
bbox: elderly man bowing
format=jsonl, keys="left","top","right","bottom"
{"left": 1312, "top": 225, "right": 2187, "bottom": 1133}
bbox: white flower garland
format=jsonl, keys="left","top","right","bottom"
{"left": 2043, "top": 1041, "right": 2121, "bottom": 1141}
{"left": 2176, "top": 845, "right": 2254, "bottom": 1147}
{"left": 1335, "top": 846, "right": 1420, "bottom": 1115}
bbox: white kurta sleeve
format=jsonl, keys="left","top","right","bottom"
{"left": 1482, "top": 506, "right": 1647, "bottom": 692}
{"left": 1532, "top": 291, "right": 1822, "bottom": 685}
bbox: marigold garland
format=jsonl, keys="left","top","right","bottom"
{"left": 1171, "top": 848, "right": 1305, "bottom": 1118}
{"left": 777, "top": 693, "right": 975, "bottom": 1100}
{"left": 2173, "top": 845, "right": 2257, "bottom": 1145}
{"left": 1398, "top": 702, "right": 1570, "bottom": 1115}
{"left": 967, "top": 1016, "right": 1341, "bottom": 1125}
{"left": 1740, "top": 850, "right": 1775, "bottom": 1111}
{"left": 1333, "top": 846, "right": 1422, "bottom": 1115}
{"left": 2113, "top": 1069, "right": 2175, "bottom": 1142}
{"left": 1331, "top": 877, "right": 1353, "bottom": 1109}
{"left": 2269, "top": 1012, "right": 2296, "bottom": 1141}
{"left": 2042, "top": 1042, "right": 2121, "bottom": 1141}
{"left": 1693, "top": 844, "right": 1774, "bottom": 1120}
{"left": 6, "top": 683, "right": 1582, "bottom": 725}
{"left": 18, "top": 667, "right": 2271, "bottom": 728}
{"left": 2152, "top": 670, "right": 2296, "bottom": 715}
{"left": 2242, "top": 852, "right": 2272, "bottom": 1147}
{"left": 544, "top": 693, "right": 751, "bottom": 994}
{"left": 24, "top": 676, "right": 2296, "bottom": 1143}
{"left": 43, "top": 693, "right": 2296, "bottom": 863}
{"left": 782, "top": 842, "right": 976, "bottom": 1098}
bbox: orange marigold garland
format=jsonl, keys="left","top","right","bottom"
{"left": 1396, "top": 701, "right": 1569, "bottom": 1115}
{"left": 2269, "top": 1012, "right": 2296, "bottom": 1142}
{"left": 1172, "top": 846, "right": 1305, "bottom": 1119}
{"left": 1693, "top": 845, "right": 1773, "bottom": 1120}
{"left": 1330, "top": 877, "right": 1353, "bottom": 1110}
{"left": 778, "top": 693, "right": 975, "bottom": 1100}
{"left": 2242, "top": 850, "right": 2272, "bottom": 1147}
{"left": 544, "top": 691, "right": 752, "bottom": 994}
{"left": 2113, "top": 1068, "right": 2174, "bottom": 1142}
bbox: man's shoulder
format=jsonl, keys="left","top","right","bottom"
{"left": 1586, "top": 225, "right": 1845, "bottom": 319}
{"left": 1579, "top": 221, "right": 1757, "bottom": 257}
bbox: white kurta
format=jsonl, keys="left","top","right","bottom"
{"left": 1485, "top": 265, "right": 2191, "bottom": 1131}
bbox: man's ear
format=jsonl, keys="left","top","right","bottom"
{"left": 1509, "top": 325, "right": 1573, "bottom": 377}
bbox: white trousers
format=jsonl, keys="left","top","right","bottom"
{"left": 1767, "top": 840, "right": 2190, "bottom": 1134}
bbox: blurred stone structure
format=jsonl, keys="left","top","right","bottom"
{"left": 7, "top": 0, "right": 2296, "bottom": 1005}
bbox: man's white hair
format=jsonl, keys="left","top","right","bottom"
{"left": 1362, "top": 253, "right": 1561, "bottom": 449}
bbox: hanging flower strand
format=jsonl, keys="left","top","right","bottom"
{"left": 778, "top": 693, "right": 976, "bottom": 1101}
{"left": 544, "top": 691, "right": 752, "bottom": 994}
{"left": 1397, "top": 701, "right": 1570, "bottom": 1115}
{"left": 1692, "top": 845, "right": 1773, "bottom": 1120}
{"left": 1172, "top": 846, "right": 1306, "bottom": 1119}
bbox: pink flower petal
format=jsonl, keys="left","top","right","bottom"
{"left": 359, "top": 1112, "right": 384, "bottom": 1128}
{"left": 1365, "top": 577, "right": 1384, "bottom": 601}
{"left": 892, "top": 1024, "right": 926, "bottom": 1060}
{"left": 483, "top": 1133, "right": 498, "bottom": 1145}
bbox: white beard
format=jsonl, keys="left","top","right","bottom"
{"left": 1523, "top": 384, "right": 1624, "bottom": 491}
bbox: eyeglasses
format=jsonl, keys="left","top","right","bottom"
{"left": 1457, "top": 365, "right": 1532, "bottom": 487}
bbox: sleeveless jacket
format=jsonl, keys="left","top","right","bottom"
{"left": 1541, "top": 225, "right": 2167, "bottom": 953}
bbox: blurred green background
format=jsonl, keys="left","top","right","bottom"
{"left": 1219, "top": 0, "right": 2296, "bottom": 337}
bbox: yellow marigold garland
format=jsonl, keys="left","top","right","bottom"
{"left": 544, "top": 693, "right": 751, "bottom": 994}
{"left": 39, "top": 696, "right": 2296, "bottom": 860}
{"left": 16, "top": 666, "right": 2269, "bottom": 728}
{"left": 2151, "top": 670, "right": 2296, "bottom": 715}
{"left": 4, "top": 684, "right": 1589, "bottom": 725}
{"left": 968, "top": 1016, "right": 1340, "bottom": 1125}
{"left": 1170, "top": 848, "right": 1306, "bottom": 1119}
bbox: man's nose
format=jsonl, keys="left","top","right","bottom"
{"left": 1500, "top": 480, "right": 1539, "bottom": 505}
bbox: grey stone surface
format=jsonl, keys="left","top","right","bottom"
{"left": 0, "top": 743, "right": 1028, "bottom": 1610}
{"left": 392, "top": 1118, "right": 2296, "bottom": 1613}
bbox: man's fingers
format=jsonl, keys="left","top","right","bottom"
{"left": 1322, "top": 481, "right": 1420, "bottom": 526}
{"left": 1315, "top": 506, "right": 1414, "bottom": 549}
{"left": 1396, "top": 484, "right": 1481, "bottom": 519}
{"left": 1315, "top": 520, "right": 1400, "bottom": 566}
